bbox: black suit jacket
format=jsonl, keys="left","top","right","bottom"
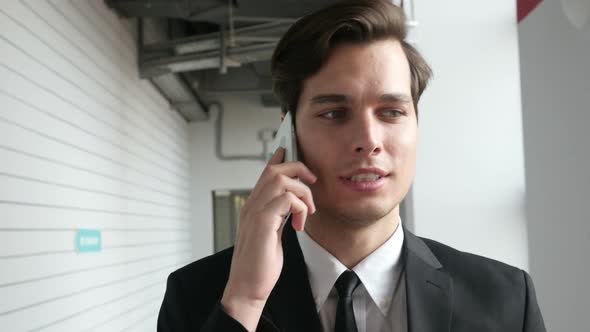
{"left": 157, "top": 225, "right": 546, "bottom": 331}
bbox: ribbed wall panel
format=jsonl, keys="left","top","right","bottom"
{"left": 0, "top": 1, "right": 192, "bottom": 331}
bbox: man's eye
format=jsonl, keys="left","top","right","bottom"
{"left": 320, "top": 110, "right": 346, "bottom": 119}
{"left": 381, "top": 109, "right": 404, "bottom": 117}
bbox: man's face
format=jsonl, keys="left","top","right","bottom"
{"left": 295, "top": 39, "right": 418, "bottom": 225}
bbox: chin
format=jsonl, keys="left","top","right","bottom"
{"left": 327, "top": 202, "right": 397, "bottom": 227}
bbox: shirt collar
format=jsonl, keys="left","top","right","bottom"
{"left": 296, "top": 228, "right": 347, "bottom": 311}
{"left": 296, "top": 219, "right": 405, "bottom": 316}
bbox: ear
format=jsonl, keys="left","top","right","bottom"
{"left": 280, "top": 113, "right": 285, "bottom": 122}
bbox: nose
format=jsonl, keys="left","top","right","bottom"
{"left": 351, "top": 112, "right": 382, "bottom": 156}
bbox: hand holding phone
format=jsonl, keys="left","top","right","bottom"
{"left": 269, "top": 112, "right": 301, "bottom": 225}
{"left": 221, "top": 113, "right": 316, "bottom": 331}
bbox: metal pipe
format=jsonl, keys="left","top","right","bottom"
{"left": 231, "top": 16, "right": 298, "bottom": 24}
{"left": 211, "top": 102, "right": 266, "bottom": 161}
{"left": 219, "top": 24, "right": 228, "bottom": 74}
{"left": 228, "top": 0, "right": 236, "bottom": 48}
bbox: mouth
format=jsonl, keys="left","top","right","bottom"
{"left": 344, "top": 174, "right": 385, "bottom": 182}
{"left": 340, "top": 167, "right": 390, "bottom": 181}
{"left": 338, "top": 168, "right": 390, "bottom": 192}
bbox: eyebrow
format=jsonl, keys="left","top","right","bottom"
{"left": 309, "top": 93, "right": 412, "bottom": 105}
{"left": 379, "top": 93, "right": 412, "bottom": 104}
{"left": 309, "top": 94, "right": 349, "bottom": 105}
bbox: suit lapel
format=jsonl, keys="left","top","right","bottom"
{"left": 404, "top": 229, "right": 453, "bottom": 332}
{"left": 262, "top": 225, "right": 454, "bottom": 332}
{"left": 263, "top": 222, "right": 323, "bottom": 332}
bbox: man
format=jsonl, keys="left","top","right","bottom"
{"left": 157, "top": 0, "right": 546, "bottom": 331}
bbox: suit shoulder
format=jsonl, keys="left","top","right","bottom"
{"left": 159, "top": 248, "right": 236, "bottom": 329}
{"left": 419, "top": 236, "right": 525, "bottom": 285}
{"left": 415, "top": 237, "right": 542, "bottom": 329}
{"left": 170, "top": 246, "right": 234, "bottom": 287}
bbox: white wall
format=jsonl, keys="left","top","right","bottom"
{"left": 412, "top": 0, "right": 529, "bottom": 270}
{"left": 0, "top": 1, "right": 191, "bottom": 331}
{"left": 189, "top": 94, "right": 280, "bottom": 256}
{"left": 519, "top": 1, "right": 590, "bottom": 331}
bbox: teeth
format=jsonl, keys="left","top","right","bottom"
{"left": 349, "top": 173, "right": 381, "bottom": 182}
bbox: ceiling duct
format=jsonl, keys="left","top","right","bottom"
{"left": 105, "top": 0, "right": 234, "bottom": 21}
{"left": 139, "top": 16, "right": 295, "bottom": 77}
{"left": 105, "top": 0, "right": 417, "bottom": 121}
{"left": 108, "top": 0, "right": 417, "bottom": 78}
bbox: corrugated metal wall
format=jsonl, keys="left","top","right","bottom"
{"left": 0, "top": 1, "right": 192, "bottom": 331}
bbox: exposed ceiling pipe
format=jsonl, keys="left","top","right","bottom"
{"left": 210, "top": 102, "right": 273, "bottom": 161}
{"left": 139, "top": 18, "right": 293, "bottom": 78}
{"left": 108, "top": 0, "right": 420, "bottom": 123}
{"left": 138, "top": 17, "right": 208, "bottom": 121}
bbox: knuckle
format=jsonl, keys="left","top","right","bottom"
{"left": 298, "top": 161, "right": 309, "bottom": 170}
{"left": 283, "top": 191, "right": 296, "bottom": 200}
{"left": 299, "top": 202, "right": 309, "bottom": 213}
{"left": 263, "top": 164, "right": 277, "bottom": 177}
{"left": 302, "top": 200, "right": 309, "bottom": 209}
{"left": 304, "top": 185, "right": 313, "bottom": 197}
{"left": 296, "top": 161, "right": 307, "bottom": 172}
{"left": 269, "top": 163, "right": 281, "bottom": 173}
{"left": 273, "top": 174, "right": 287, "bottom": 187}
{"left": 289, "top": 193, "right": 306, "bottom": 209}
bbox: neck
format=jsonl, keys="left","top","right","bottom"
{"left": 304, "top": 206, "right": 401, "bottom": 269}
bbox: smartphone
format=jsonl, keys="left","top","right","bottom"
{"left": 270, "top": 112, "right": 300, "bottom": 226}
{"left": 271, "top": 112, "right": 298, "bottom": 163}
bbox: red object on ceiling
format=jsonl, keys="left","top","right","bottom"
{"left": 518, "top": 0, "right": 543, "bottom": 23}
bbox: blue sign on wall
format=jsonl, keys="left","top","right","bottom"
{"left": 75, "top": 229, "right": 102, "bottom": 253}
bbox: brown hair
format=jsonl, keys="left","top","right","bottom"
{"left": 271, "top": 0, "right": 432, "bottom": 120}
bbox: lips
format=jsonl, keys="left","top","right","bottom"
{"left": 338, "top": 167, "right": 390, "bottom": 192}
{"left": 348, "top": 173, "right": 382, "bottom": 182}
{"left": 340, "top": 167, "right": 390, "bottom": 181}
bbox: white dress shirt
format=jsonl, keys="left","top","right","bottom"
{"left": 296, "top": 221, "right": 407, "bottom": 332}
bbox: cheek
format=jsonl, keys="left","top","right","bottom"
{"left": 398, "top": 121, "right": 418, "bottom": 144}
{"left": 399, "top": 132, "right": 417, "bottom": 156}
{"left": 298, "top": 132, "right": 329, "bottom": 166}
{"left": 296, "top": 130, "right": 340, "bottom": 182}
{"left": 386, "top": 128, "right": 418, "bottom": 169}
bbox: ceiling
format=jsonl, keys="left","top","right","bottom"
{"left": 105, "top": 0, "right": 408, "bottom": 121}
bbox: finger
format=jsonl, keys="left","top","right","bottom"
{"left": 291, "top": 212, "right": 306, "bottom": 232}
{"left": 257, "top": 174, "right": 316, "bottom": 214}
{"left": 247, "top": 148, "right": 286, "bottom": 204}
{"left": 265, "top": 161, "right": 317, "bottom": 185}
{"left": 289, "top": 197, "right": 310, "bottom": 232}
{"left": 263, "top": 192, "right": 308, "bottom": 231}
{"left": 268, "top": 147, "right": 285, "bottom": 165}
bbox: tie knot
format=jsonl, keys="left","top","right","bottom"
{"left": 335, "top": 271, "right": 361, "bottom": 298}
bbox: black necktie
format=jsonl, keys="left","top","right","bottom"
{"left": 334, "top": 270, "right": 361, "bottom": 332}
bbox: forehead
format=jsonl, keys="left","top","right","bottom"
{"left": 299, "top": 39, "right": 412, "bottom": 104}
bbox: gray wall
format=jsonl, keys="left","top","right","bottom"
{"left": 518, "top": 1, "right": 590, "bottom": 331}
